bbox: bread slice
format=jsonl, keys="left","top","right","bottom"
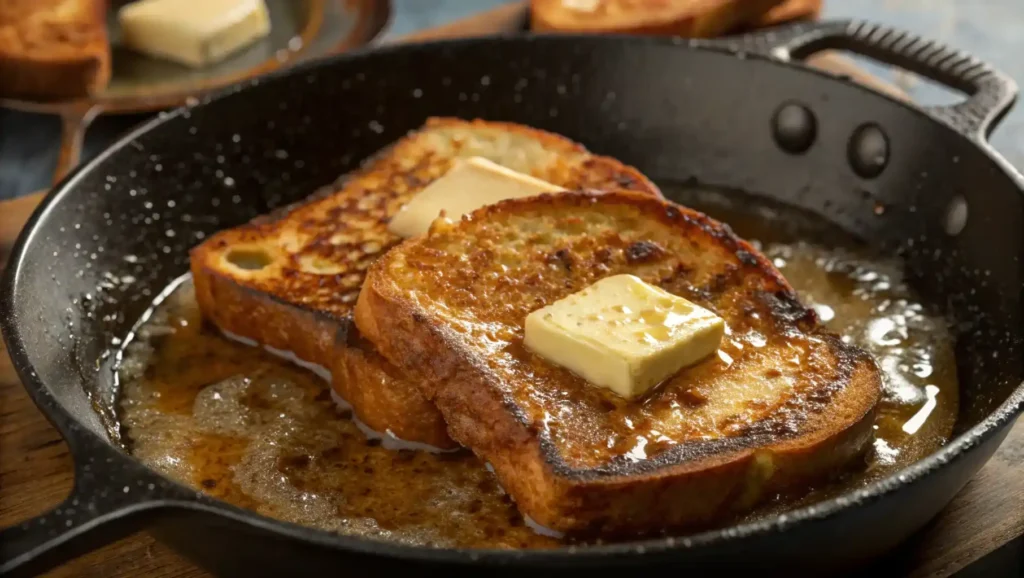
{"left": 530, "top": 0, "right": 785, "bottom": 37}
{"left": 190, "top": 118, "right": 662, "bottom": 449}
{"left": 0, "top": 0, "right": 111, "bottom": 100}
{"left": 355, "top": 190, "right": 882, "bottom": 536}
{"left": 755, "top": 0, "right": 822, "bottom": 27}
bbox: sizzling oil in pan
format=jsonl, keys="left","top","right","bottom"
{"left": 116, "top": 188, "right": 959, "bottom": 549}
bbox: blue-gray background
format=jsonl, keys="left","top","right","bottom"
{"left": 1, "top": 0, "right": 1021, "bottom": 200}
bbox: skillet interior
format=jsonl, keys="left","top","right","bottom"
{"left": 4, "top": 34, "right": 1024, "bottom": 573}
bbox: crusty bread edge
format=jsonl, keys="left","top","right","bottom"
{"left": 355, "top": 190, "right": 882, "bottom": 535}
{"left": 422, "top": 117, "right": 664, "bottom": 200}
{"left": 757, "top": 0, "right": 822, "bottom": 26}
{"left": 190, "top": 256, "right": 342, "bottom": 369}
{"left": 530, "top": 0, "right": 785, "bottom": 37}
{"left": 0, "top": 0, "right": 111, "bottom": 100}
{"left": 189, "top": 245, "right": 461, "bottom": 449}
{"left": 334, "top": 329, "right": 458, "bottom": 448}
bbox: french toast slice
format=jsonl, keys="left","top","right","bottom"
{"left": 0, "top": 0, "right": 111, "bottom": 100}
{"left": 190, "top": 118, "right": 662, "bottom": 449}
{"left": 530, "top": 0, "right": 785, "bottom": 37}
{"left": 355, "top": 190, "right": 883, "bottom": 536}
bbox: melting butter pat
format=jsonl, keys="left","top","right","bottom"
{"left": 387, "top": 156, "right": 564, "bottom": 238}
{"left": 118, "top": 0, "right": 272, "bottom": 68}
{"left": 524, "top": 274, "right": 725, "bottom": 399}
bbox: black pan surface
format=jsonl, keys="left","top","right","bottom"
{"left": 2, "top": 20, "right": 1023, "bottom": 578}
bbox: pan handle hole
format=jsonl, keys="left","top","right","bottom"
{"left": 823, "top": 52, "right": 965, "bottom": 108}
{"left": 226, "top": 248, "right": 273, "bottom": 270}
{"left": 944, "top": 195, "right": 968, "bottom": 236}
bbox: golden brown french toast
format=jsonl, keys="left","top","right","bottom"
{"left": 190, "top": 117, "right": 662, "bottom": 449}
{"left": 355, "top": 190, "right": 883, "bottom": 536}
{"left": 0, "top": 0, "right": 111, "bottom": 100}
{"left": 530, "top": 0, "right": 785, "bottom": 37}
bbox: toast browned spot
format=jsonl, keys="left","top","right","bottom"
{"left": 0, "top": 0, "right": 111, "bottom": 100}
{"left": 529, "top": 0, "right": 785, "bottom": 37}
{"left": 189, "top": 118, "right": 662, "bottom": 449}
{"left": 355, "top": 190, "right": 882, "bottom": 536}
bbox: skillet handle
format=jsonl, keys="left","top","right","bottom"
{"left": 0, "top": 438, "right": 179, "bottom": 577}
{"left": 715, "top": 19, "right": 1019, "bottom": 143}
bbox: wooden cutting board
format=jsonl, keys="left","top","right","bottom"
{"left": 2, "top": 3, "right": 1022, "bottom": 577}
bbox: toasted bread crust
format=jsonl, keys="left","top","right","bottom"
{"left": 0, "top": 0, "right": 110, "bottom": 100}
{"left": 356, "top": 190, "right": 882, "bottom": 536}
{"left": 190, "top": 118, "right": 662, "bottom": 449}
{"left": 530, "top": 0, "right": 785, "bottom": 37}
{"left": 334, "top": 330, "right": 454, "bottom": 447}
{"left": 756, "top": 0, "right": 822, "bottom": 26}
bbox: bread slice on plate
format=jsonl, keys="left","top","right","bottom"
{"left": 189, "top": 117, "right": 662, "bottom": 449}
{"left": 530, "top": 0, "right": 785, "bottom": 37}
{"left": 355, "top": 190, "right": 882, "bottom": 536}
{"left": 0, "top": 0, "right": 111, "bottom": 100}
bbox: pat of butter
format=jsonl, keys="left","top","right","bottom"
{"left": 387, "top": 156, "right": 564, "bottom": 238}
{"left": 524, "top": 274, "right": 725, "bottom": 399}
{"left": 118, "top": 0, "right": 272, "bottom": 68}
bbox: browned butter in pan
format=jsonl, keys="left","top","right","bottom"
{"left": 117, "top": 189, "right": 959, "bottom": 549}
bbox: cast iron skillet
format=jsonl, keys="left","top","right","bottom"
{"left": 2, "top": 19, "right": 1023, "bottom": 577}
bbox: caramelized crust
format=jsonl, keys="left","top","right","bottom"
{"left": 356, "top": 190, "right": 882, "bottom": 536}
{"left": 529, "top": 0, "right": 785, "bottom": 37}
{"left": 190, "top": 118, "right": 662, "bottom": 448}
{"left": 333, "top": 330, "right": 453, "bottom": 445}
{"left": 0, "top": 0, "right": 110, "bottom": 100}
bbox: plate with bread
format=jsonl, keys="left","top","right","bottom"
{"left": 2, "top": 14, "right": 1023, "bottom": 578}
{"left": 0, "top": 0, "right": 389, "bottom": 182}
{"left": 0, "top": 0, "right": 389, "bottom": 104}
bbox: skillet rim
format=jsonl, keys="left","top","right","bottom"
{"left": 3, "top": 32, "right": 1024, "bottom": 565}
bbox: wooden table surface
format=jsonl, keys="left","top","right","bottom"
{"left": 2, "top": 3, "right": 1024, "bottom": 577}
